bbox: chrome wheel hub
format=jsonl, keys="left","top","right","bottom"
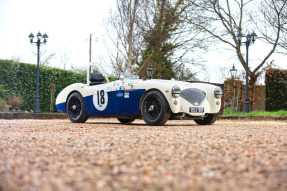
{"left": 72, "top": 105, "right": 77, "bottom": 110}
{"left": 149, "top": 105, "right": 154, "bottom": 112}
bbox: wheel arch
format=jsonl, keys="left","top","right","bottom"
{"left": 65, "top": 90, "right": 87, "bottom": 114}
{"left": 139, "top": 88, "right": 171, "bottom": 111}
{"left": 66, "top": 90, "right": 83, "bottom": 104}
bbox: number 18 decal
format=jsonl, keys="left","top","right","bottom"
{"left": 93, "top": 89, "right": 108, "bottom": 111}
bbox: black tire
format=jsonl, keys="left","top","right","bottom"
{"left": 117, "top": 118, "right": 135, "bottom": 124}
{"left": 66, "top": 92, "right": 89, "bottom": 123}
{"left": 194, "top": 114, "right": 217, "bottom": 125}
{"left": 141, "top": 90, "right": 170, "bottom": 126}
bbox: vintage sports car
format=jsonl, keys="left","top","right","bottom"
{"left": 56, "top": 62, "right": 223, "bottom": 126}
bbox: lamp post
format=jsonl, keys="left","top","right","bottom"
{"left": 146, "top": 65, "right": 154, "bottom": 79}
{"left": 29, "top": 32, "right": 48, "bottom": 113}
{"left": 230, "top": 64, "right": 237, "bottom": 111}
{"left": 230, "top": 64, "right": 237, "bottom": 78}
{"left": 237, "top": 31, "right": 257, "bottom": 113}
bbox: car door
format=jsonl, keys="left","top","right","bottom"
{"left": 112, "top": 80, "right": 146, "bottom": 116}
{"left": 84, "top": 84, "right": 118, "bottom": 116}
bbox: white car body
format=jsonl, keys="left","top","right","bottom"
{"left": 56, "top": 62, "right": 222, "bottom": 125}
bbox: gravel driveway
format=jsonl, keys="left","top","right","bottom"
{"left": 0, "top": 119, "right": 286, "bottom": 191}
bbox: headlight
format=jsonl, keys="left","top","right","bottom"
{"left": 172, "top": 85, "right": 181, "bottom": 98}
{"left": 214, "top": 87, "right": 223, "bottom": 98}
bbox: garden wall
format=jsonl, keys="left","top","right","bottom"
{"left": 224, "top": 79, "right": 266, "bottom": 112}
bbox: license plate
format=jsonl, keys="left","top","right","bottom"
{"left": 189, "top": 107, "right": 204, "bottom": 113}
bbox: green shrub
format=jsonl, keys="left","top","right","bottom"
{"left": 222, "top": 110, "right": 287, "bottom": 116}
{"left": 265, "top": 68, "right": 287, "bottom": 111}
{"left": 0, "top": 98, "right": 8, "bottom": 112}
{"left": 0, "top": 84, "right": 8, "bottom": 99}
{"left": 224, "top": 107, "right": 235, "bottom": 115}
{"left": 8, "top": 95, "right": 23, "bottom": 108}
{"left": 0, "top": 59, "right": 86, "bottom": 112}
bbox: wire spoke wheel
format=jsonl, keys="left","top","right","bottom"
{"left": 66, "top": 92, "right": 88, "bottom": 123}
{"left": 144, "top": 95, "right": 162, "bottom": 120}
{"left": 69, "top": 98, "right": 82, "bottom": 118}
{"left": 141, "top": 90, "right": 170, "bottom": 126}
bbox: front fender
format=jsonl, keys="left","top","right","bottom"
{"left": 56, "top": 83, "right": 87, "bottom": 113}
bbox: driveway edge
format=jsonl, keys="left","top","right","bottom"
{"left": 0, "top": 113, "right": 68, "bottom": 120}
{"left": 1, "top": 113, "right": 287, "bottom": 121}
{"left": 219, "top": 115, "right": 287, "bottom": 121}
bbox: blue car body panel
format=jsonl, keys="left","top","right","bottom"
{"left": 112, "top": 89, "right": 146, "bottom": 115}
{"left": 56, "top": 102, "right": 66, "bottom": 113}
{"left": 56, "top": 89, "right": 146, "bottom": 116}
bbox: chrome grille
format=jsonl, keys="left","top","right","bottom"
{"left": 180, "top": 88, "right": 206, "bottom": 106}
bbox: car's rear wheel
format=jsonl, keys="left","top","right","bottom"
{"left": 66, "top": 92, "right": 89, "bottom": 123}
{"left": 117, "top": 118, "right": 135, "bottom": 124}
{"left": 141, "top": 90, "right": 170, "bottom": 126}
{"left": 194, "top": 114, "right": 217, "bottom": 125}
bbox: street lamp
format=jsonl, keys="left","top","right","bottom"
{"left": 230, "top": 64, "right": 237, "bottom": 111}
{"left": 146, "top": 65, "right": 154, "bottom": 79}
{"left": 230, "top": 64, "right": 237, "bottom": 78}
{"left": 237, "top": 31, "right": 257, "bottom": 113}
{"left": 29, "top": 31, "right": 48, "bottom": 113}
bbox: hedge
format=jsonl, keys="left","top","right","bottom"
{"left": 265, "top": 68, "right": 287, "bottom": 111}
{"left": 0, "top": 59, "right": 86, "bottom": 112}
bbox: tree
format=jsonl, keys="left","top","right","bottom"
{"left": 138, "top": 0, "right": 201, "bottom": 79}
{"left": 11, "top": 55, "right": 22, "bottom": 62}
{"left": 108, "top": 42, "right": 125, "bottom": 76}
{"left": 70, "top": 65, "right": 87, "bottom": 75}
{"left": 60, "top": 48, "right": 70, "bottom": 70}
{"left": 106, "top": 0, "right": 202, "bottom": 79}
{"left": 251, "top": 0, "right": 287, "bottom": 55}
{"left": 106, "top": 0, "right": 142, "bottom": 73}
{"left": 32, "top": 48, "right": 56, "bottom": 66}
{"left": 174, "top": 63, "right": 198, "bottom": 80}
{"left": 188, "top": 0, "right": 285, "bottom": 110}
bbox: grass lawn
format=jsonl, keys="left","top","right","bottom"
{"left": 222, "top": 109, "right": 287, "bottom": 116}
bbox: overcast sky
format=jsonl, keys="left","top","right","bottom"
{"left": 0, "top": 0, "right": 286, "bottom": 83}
{"left": 0, "top": 0, "right": 113, "bottom": 69}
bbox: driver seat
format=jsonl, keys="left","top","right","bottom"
{"left": 89, "top": 73, "right": 105, "bottom": 85}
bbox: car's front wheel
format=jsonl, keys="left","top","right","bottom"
{"left": 117, "top": 118, "right": 135, "bottom": 124}
{"left": 194, "top": 114, "right": 217, "bottom": 125}
{"left": 141, "top": 90, "right": 170, "bottom": 126}
{"left": 66, "top": 92, "right": 89, "bottom": 123}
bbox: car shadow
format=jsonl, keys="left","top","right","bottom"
{"left": 86, "top": 121, "right": 146, "bottom": 126}
{"left": 85, "top": 121, "right": 200, "bottom": 127}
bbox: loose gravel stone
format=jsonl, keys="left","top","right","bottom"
{"left": 0, "top": 119, "right": 286, "bottom": 191}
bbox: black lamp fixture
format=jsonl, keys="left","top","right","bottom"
{"left": 230, "top": 64, "right": 237, "bottom": 78}
{"left": 146, "top": 64, "right": 154, "bottom": 79}
{"left": 237, "top": 31, "right": 257, "bottom": 113}
{"left": 28, "top": 31, "right": 48, "bottom": 113}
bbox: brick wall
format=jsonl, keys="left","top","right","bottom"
{"left": 249, "top": 85, "right": 266, "bottom": 111}
{"left": 223, "top": 79, "right": 266, "bottom": 111}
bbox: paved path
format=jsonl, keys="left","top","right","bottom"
{"left": 0, "top": 119, "right": 286, "bottom": 191}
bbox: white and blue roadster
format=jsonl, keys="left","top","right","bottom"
{"left": 56, "top": 62, "right": 222, "bottom": 126}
